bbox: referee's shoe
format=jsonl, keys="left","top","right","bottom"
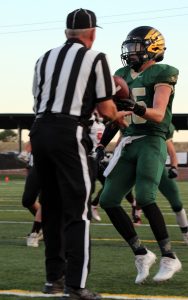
{"left": 43, "top": 275, "right": 65, "bottom": 294}
{"left": 61, "top": 287, "right": 101, "bottom": 300}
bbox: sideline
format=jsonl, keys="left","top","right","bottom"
{"left": 0, "top": 290, "right": 188, "bottom": 299}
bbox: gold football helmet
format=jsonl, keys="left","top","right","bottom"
{"left": 121, "top": 26, "right": 166, "bottom": 71}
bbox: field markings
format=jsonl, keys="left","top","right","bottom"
{"left": 0, "top": 221, "right": 180, "bottom": 227}
{"left": 0, "top": 290, "right": 188, "bottom": 299}
{"left": 0, "top": 209, "right": 26, "bottom": 212}
{"left": 0, "top": 221, "right": 32, "bottom": 224}
{"left": 92, "top": 238, "right": 185, "bottom": 244}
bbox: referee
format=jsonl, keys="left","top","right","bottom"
{"left": 30, "top": 8, "right": 127, "bottom": 300}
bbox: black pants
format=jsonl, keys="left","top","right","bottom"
{"left": 30, "top": 115, "right": 93, "bottom": 288}
{"left": 22, "top": 165, "right": 41, "bottom": 208}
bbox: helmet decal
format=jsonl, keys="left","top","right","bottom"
{"left": 145, "top": 28, "right": 166, "bottom": 57}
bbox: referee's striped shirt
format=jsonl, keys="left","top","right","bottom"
{"left": 32, "top": 38, "right": 116, "bottom": 118}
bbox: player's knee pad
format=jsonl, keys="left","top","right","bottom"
{"left": 135, "top": 197, "right": 155, "bottom": 208}
{"left": 99, "top": 184, "right": 125, "bottom": 208}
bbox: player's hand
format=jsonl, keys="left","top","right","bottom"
{"left": 115, "top": 111, "right": 132, "bottom": 128}
{"left": 168, "top": 166, "right": 178, "bottom": 178}
{"left": 116, "top": 98, "right": 135, "bottom": 111}
{"left": 114, "top": 98, "right": 135, "bottom": 111}
{"left": 95, "top": 145, "right": 105, "bottom": 162}
{"left": 120, "top": 99, "right": 146, "bottom": 116}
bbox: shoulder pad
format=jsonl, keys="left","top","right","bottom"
{"left": 146, "top": 64, "right": 179, "bottom": 85}
{"left": 114, "top": 66, "right": 131, "bottom": 80}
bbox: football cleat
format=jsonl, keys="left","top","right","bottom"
{"left": 62, "top": 287, "right": 101, "bottom": 300}
{"left": 182, "top": 232, "right": 188, "bottom": 245}
{"left": 38, "top": 229, "right": 43, "bottom": 241}
{"left": 91, "top": 205, "right": 101, "bottom": 222}
{"left": 135, "top": 250, "right": 157, "bottom": 284}
{"left": 153, "top": 255, "right": 182, "bottom": 282}
{"left": 27, "top": 232, "right": 40, "bottom": 247}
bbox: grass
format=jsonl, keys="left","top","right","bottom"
{"left": 0, "top": 179, "right": 188, "bottom": 299}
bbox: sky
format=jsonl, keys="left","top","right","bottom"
{"left": 0, "top": 0, "right": 188, "bottom": 142}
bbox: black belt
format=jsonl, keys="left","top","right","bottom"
{"left": 35, "top": 112, "right": 93, "bottom": 127}
{"left": 36, "top": 113, "right": 80, "bottom": 121}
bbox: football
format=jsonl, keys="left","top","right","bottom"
{"left": 113, "top": 75, "right": 130, "bottom": 99}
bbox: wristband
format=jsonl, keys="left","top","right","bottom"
{"left": 133, "top": 103, "right": 146, "bottom": 117}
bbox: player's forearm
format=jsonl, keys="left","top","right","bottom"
{"left": 141, "top": 107, "right": 165, "bottom": 123}
{"left": 167, "top": 140, "right": 178, "bottom": 167}
{"left": 169, "top": 154, "right": 178, "bottom": 168}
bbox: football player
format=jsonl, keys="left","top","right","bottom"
{"left": 158, "top": 123, "right": 188, "bottom": 245}
{"left": 100, "top": 26, "right": 182, "bottom": 284}
{"left": 97, "top": 121, "right": 188, "bottom": 242}
{"left": 20, "top": 141, "right": 43, "bottom": 247}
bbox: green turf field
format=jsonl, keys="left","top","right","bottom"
{"left": 0, "top": 178, "right": 188, "bottom": 299}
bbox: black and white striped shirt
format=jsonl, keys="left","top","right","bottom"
{"left": 32, "top": 38, "right": 116, "bottom": 118}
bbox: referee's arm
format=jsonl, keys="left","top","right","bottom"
{"left": 94, "top": 53, "right": 131, "bottom": 126}
{"left": 97, "top": 99, "right": 117, "bottom": 120}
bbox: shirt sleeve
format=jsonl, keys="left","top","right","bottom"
{"left": 95, "top": 53, "right": 116, "bottom": 102}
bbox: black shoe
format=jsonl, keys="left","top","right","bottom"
{"left": 43, "top": 275, "right": 65, "bottom": 294}
{"left": 61, "top": 287, "right": 101, "bottom": 300}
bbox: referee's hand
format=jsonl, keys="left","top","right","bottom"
{"left": 115, "top": 111, "right": 132, "bottom": 127}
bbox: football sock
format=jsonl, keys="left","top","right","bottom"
{"left": 180, "top": 226, "right": 188, "bottom": 234}
{"left": 175, "top": 208, "right": 188, "bottom": 232}
{"left": 128, "top": 236, "right": 147, "bottom": 255}
{"left": 91, "top": 188, "right": 103, "bottom": 207}
{"left": 104, "top": 206, "right": 146, "bottom": 254}
{"left": 157, "top": 238, "right": 175, "bottom": 259}
{"left": 31, "top": 221, "right": 42, "bottom": 233}
{"left": 142, "top": 203, "right": 175, "bottom": 258}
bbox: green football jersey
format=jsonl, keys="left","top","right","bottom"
{"left": 115, "top": 64, "right": 179, "bottom": 139}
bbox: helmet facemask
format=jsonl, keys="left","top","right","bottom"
{"left": 121, "top": 39, "right": 149, "bottom": 71}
